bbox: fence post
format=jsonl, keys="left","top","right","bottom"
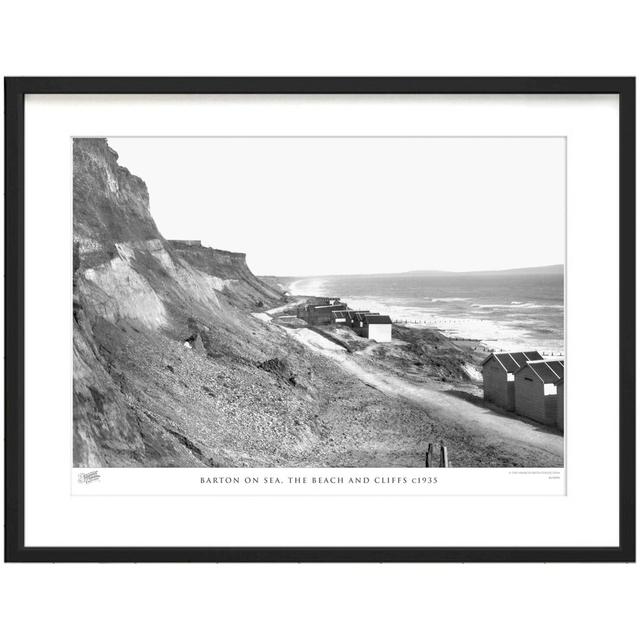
{"left": 440, "top": 444, "right": 449, "bottom": 468}
{"left": 425, "top": 443, "right": 434, "bottom": 468}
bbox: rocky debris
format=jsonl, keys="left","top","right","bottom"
{"left": 257, "top": 357, "right": 298, "bottom": 386}
{"left": 183, "top": 333, "right": 207, "bottom": 355}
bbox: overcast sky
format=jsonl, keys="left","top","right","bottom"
{"left": 109, "top": 137, "right": 565, "bottom": 276}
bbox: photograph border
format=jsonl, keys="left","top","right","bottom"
{"left": 4, "top": 77, "right": 635, "bottom": 562}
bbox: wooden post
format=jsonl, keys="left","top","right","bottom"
{"left": 425, "top": 443, "right": 434, "bottom": 468}
{"left": 440, "top": 444, "right": 449, "bottom": 468}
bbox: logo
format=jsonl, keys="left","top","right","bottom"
{"left": 78, "top": 470, "right": 101, "bottom": 484}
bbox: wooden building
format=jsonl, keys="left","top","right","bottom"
{"left": 362, "top": 314, "right": 392, "bottom": 342}
{"left": 556, "top": 379, "right": 564, "bottom": 431}
{"left": 331, "top": 309, "right": 370, "bottom": 328}
{"left": 481, "top": 351, "right": 543, "bottom": 411}
{"left": 301, "top": 303, "right": 391, "bottom": 340}
{"left": 331, "top": 310, "right": 349, "bottom": 325}
{"left": 514, "top": 359, "right": 564, "bottom": 426}
{"left": 297, "top": 303, "right": 347, "bottom": 325}
{"left": 311, "top": 297, "right": 340, "bottom": 306}
{"left": 351, "top": 311, "right": 379, "bottom": 332}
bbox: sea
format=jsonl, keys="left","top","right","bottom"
{"left": 288, "top": 272, "right": 564, "bottom": 355}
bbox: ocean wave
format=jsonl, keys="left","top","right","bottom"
{"left": 472, "top": 303, "right": 519, "bottom": 308}
{"left": 472, "top": 302, "right": 564, "bottom": 309}
{"left": 283, "top": 282, "right": 564, "bottom": 352}
{"left": 512, "top": 302, "right": 564, "bottom": 309}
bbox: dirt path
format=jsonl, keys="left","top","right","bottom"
{"left": 251, "top": 312, "right": 273, "bottom": 323}
{"left": 264, "top": 320, "right": 563, "bottom": 462}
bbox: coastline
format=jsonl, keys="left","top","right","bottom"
{"left": 259, "top": 297, "right": 564, "bottom": 468}
{"left": 288, "top": 277, "right": 564, "bottom": 356}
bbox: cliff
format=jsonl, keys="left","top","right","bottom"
{"left": 169, "top": 240, "right": 282, "bottom": 308}
{"left": 73, "top": 138, "right": 287, "bottom": 466}
{"left": 73, "top": 139, "right": 161, "bottom": 255}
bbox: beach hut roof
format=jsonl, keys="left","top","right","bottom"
{"left": 311, "top": 304, "right": 347, "bottom": 310}
{"left": 364, "top": 314, "right": 392, "bottom": 325}
{"left": 481, "top": 351, "right": 543, "bottom": 373}
{"left": 518, "top": 359, "right": 564, "bottom": 383}
{"left": 354, "top": 311, "right": 378, "bottom": 321}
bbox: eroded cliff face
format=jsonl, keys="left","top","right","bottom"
{"left": 169, "top": 240, "right": 283, "bottom": 308}
{"left": 73, "top": 138, "right": 286, "bottom": 466}
{"left": 73, "top": 139, "right": 159, "bottom": 249}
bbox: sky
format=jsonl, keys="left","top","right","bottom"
{"left": 109, "top": 137, "right": 565, "bottom": 277}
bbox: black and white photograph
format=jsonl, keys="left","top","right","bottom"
{"left": 73, "top": 136, "right": 565, "bottom": 470}
{"left": 6, "top": 73, "right": 633, "bottom": 564}
{"left": 2, "top": 2, "right": 638, "bottom": 637}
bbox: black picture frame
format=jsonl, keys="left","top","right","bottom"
{"left": 4, "top": 77, "right": 636, "bottom": 563}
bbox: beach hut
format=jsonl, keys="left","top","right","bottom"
{"left": 556, "top": 379, "right": 564, "bottom": 432}
{"left": 362, "top": 315, "right": 392, "bottom": 342}
{"left": 302, "top": 303, "right": 348, "bottom": 325}
{"left": 514, "top": 359, "right": 564, "bottom": 426}
{"left": 331, "top": 310, "right": 349, "bottom": 325}
{"left": 481, "top": 351, "right": 543, "bottom": 411}
{"left": 351, "top": 311, "right": 379, "bottom": 333}
{"left": 341, "top": 310, "right": 370, "bottom": 328}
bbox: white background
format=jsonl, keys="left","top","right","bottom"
{"left": 1, "top": 2, "right": 638, "bottom": 640}
{"left": 110, "top": 135, "right": 566, "bottom": 275}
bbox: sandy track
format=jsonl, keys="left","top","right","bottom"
{"left": 271, "top": 322, "right": 563, "bottom": 462}
{"left": 251, "top": 312, "right": 273, "bottom": 323}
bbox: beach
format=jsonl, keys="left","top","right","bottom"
{"left": 253, "top": 299, "right": 564, "bottom": 468}
{"left": 288, "top": 270, "right": 564, "bottom": 355}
